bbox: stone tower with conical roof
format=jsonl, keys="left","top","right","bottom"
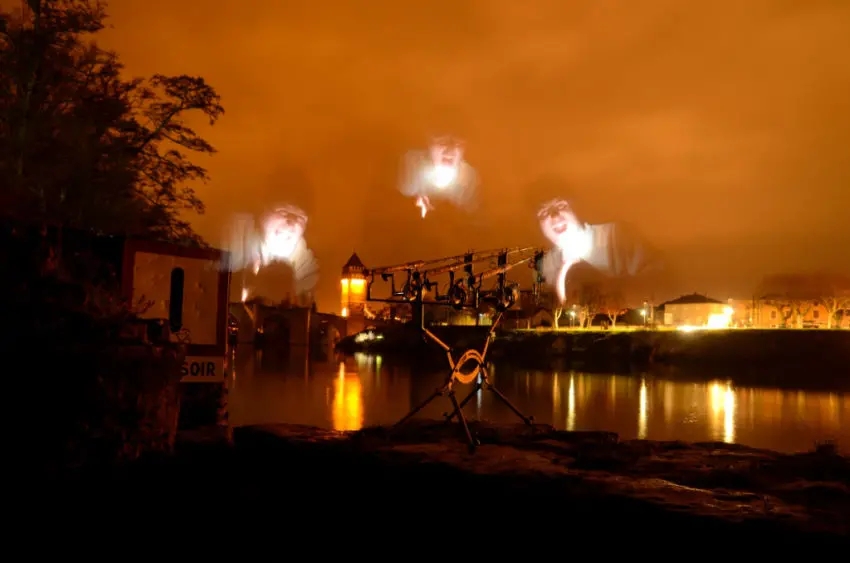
{"left": 341, "top": 252, "right": 367, "bottom": 333}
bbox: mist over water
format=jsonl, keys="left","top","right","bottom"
{"left": 228, "top": 346, "right": 849, "bottom": 454}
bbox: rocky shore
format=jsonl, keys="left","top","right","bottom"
{"left": 42, "top": 421, "right": 849, "bottom": 547}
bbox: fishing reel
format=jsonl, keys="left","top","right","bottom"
{"left": 447, "top": 281, "right": 467, "bottom": 310}
{"left": 494, "top": 282, "right": 519, "bottom": 312}
{"left": 402, "top": 270, "right": 439, "bottom": 301}
{"left": 402, "top": 272, "right": 422, "bottom": 301}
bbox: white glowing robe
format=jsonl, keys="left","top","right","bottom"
{"left": 289, "top": 238, "right": 319, "bottom": 297}
{"left": 542, "top": 222, "right": 661, "bottom": 298}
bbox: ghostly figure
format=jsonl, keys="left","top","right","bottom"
{"left": 223, "top": 204, "right": 319, "bottom": 299}
{"left": 399, "top": 137, "right": 478, "bottom": 218}
{"left": 537, "top": 198, "right": 661, "bottom": 303}
{"left": 257, "top": 205, "right": 308, "bottom": 272}
{"left": 224, "top": 214, "right": 261, "bottom": 273}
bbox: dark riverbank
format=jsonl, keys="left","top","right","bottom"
{"left": 336, "top": 326, "right": 850, "bottom": 388}
{"left": 38, "top": 422, "right": 849, "bottom": 548}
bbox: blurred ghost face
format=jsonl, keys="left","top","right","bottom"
{"left": 428, "top": 139, "right": 463, "bottom": 190}
{"left": 262, "top": 206, "right": 307, "bottom": 262}
{"left": 537, "top": 199, "right": 581, "bottom": 246}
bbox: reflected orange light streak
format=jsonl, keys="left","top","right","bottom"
{"left": 567, "top": 374, "right": 576, "bottom": 431}
{"left": 333, "top": 362, "right": 363, "bottom": 431}
{"left": 709, "top": 381, "right": 736, "bottom": 444}
{"left": 724, "top": 385, "right": 736, "bottom": 444}
{"left": 638, "top": 379, "right": 648, "bottom": 439}
{"left": 552, "top": 373, "right": 561, "bottom": 419}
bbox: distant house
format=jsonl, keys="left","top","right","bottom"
{"left": 660, "top": 293, "right": 730, "bottom": 328}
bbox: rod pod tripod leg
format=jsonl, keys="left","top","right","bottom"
{"left": 393, "top": 372, "right": 478, "bottom": 452}
{"left": 445, "top": 366, "right": 535, "bottom": 426}
{"left": 392, "top": 309, "right": 534, "bottom": 453}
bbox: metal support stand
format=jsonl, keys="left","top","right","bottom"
{"left": 444, "top": 369, "right": 534, "bottom": 427}
{"left": 393, "top": 313, "right": 534, "bottom": 452}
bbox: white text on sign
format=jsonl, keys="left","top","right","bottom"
{"left": 181, "top": 356, "right": 225, "bottom": 383}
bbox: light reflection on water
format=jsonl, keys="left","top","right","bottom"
{"left": 228, "top": 347, "right": 849, "bottom": 454}
{"left": 333, "top": 362, "right": 363, "bottom": 431}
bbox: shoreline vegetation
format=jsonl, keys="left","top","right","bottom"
{"left": 45, "top": 421, "right": 850, "bottom": 545}
{"left": 3, "top": 0, "right": 228, "bottom": 479}
{"left": 5, "top": 223, "right": 223, "bottom": 476}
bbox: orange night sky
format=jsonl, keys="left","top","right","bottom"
{"left": 43, "top": 0, "right": 850, "bottom": 310}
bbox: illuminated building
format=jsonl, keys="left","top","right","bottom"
{"left": 341, "top": 252, "right": 367, "bottom": 334}
{"left": 660, "top": 293, "right": 731, "bottom": 329}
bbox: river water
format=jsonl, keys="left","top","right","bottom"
{"left": 228, "top": 346, "right": 849, "bottom": 454}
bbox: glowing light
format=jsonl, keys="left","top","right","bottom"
{"left": 724, "top": 385, "right": 736, "bottom": 444}
{"left": 399, "top": 137, "right": 477, "bottom": 218}
{"left": 241, "top": 287, "right": 249, "bottom": 302}
{"left": 341, "top": 273, "right": 367, "bottom": 317}
{"left": 427, "top": 164, "right": 457, "bottom": 189}
{"left": 332, "top": 363, "right": 363, "bottom": 431}
{"left": 567, "top": 374, "right": 576, "bottom": 431}
{"left": 415, "top": 195, "right": 432, "bottom": 218}
{"left": 638, "top": 379, "right": 648, "bottom": 439}
{"left": 557, "top": 261, "right": 572, "bottom": 304}
{"left": 709, "top": 382, "right": 736, "bottom": 444}
{"left": 706, "top": 312, "right": 731, "bottom": 329}
{"left": 354, "top": 330, "right": 383, "bottom": 343}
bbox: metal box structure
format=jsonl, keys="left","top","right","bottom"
{"left": 120, "top": 239, "right": 230, "bottom": 383}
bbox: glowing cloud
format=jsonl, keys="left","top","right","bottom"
{"left": 399, "top": 137, "right": 477, "bottom": 218}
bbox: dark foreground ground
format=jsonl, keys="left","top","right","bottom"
{"left": 35, "top": 421, "right": 849, "bottom": 549}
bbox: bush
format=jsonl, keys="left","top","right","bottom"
{"left": 3, "top": 223, "right": 185, "bottom": 475}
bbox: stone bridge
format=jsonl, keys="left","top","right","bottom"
{"left": 229, "top": 301, "right": 348, "bottom": 361}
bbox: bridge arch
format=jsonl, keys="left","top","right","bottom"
{"left": 262, "top": 314, "right": 291, "bottom": 348}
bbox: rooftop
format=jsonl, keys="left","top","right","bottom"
{"left": 343, "top": 252, "right": 366, "bottom": 271}
{"left": 661, "top": 293, "right": 724, "bottom": 306}
{"left": 342, "top": 252, "right": 368, "bottom": 278}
